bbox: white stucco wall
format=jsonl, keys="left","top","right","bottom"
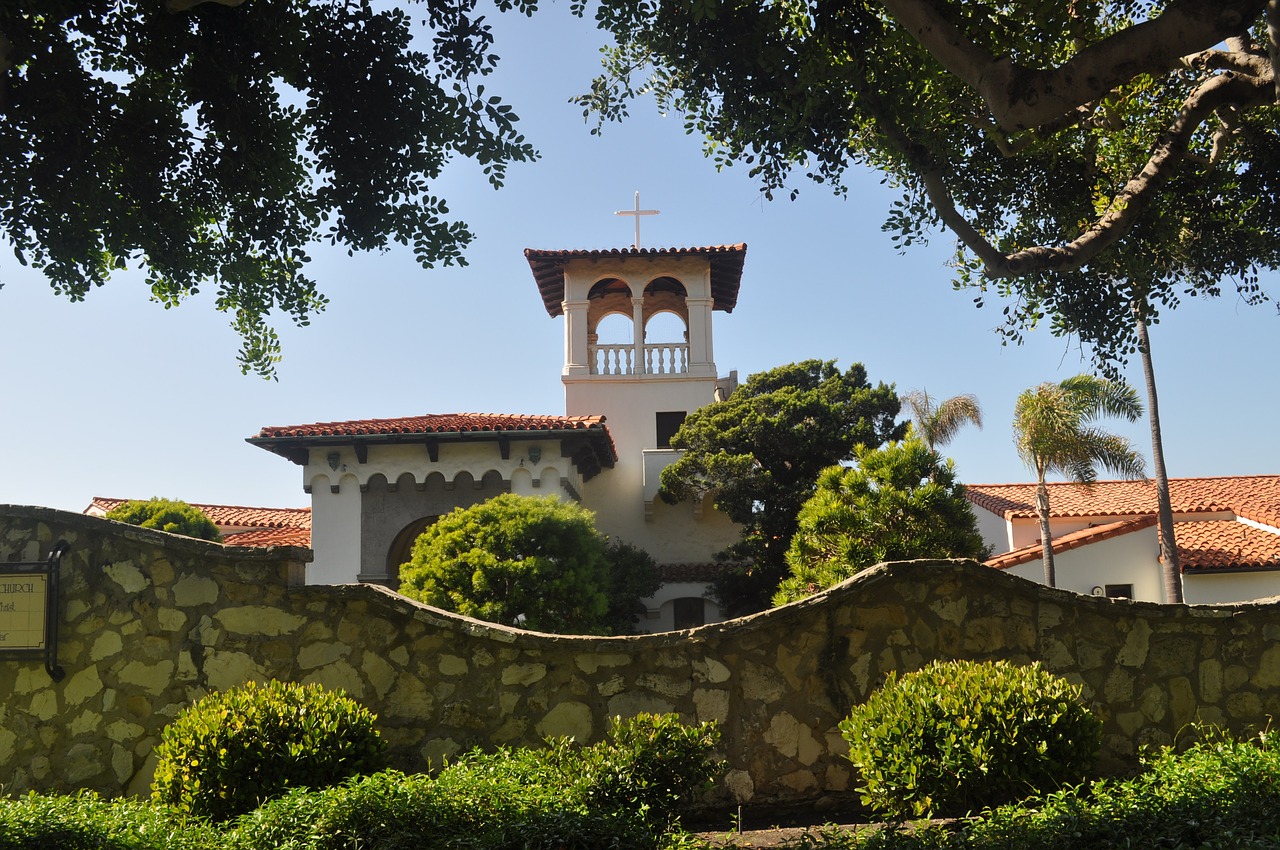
{"left": 1183, "top": 570, "right": 1280, "bottom": 604}
{"left": 1001, "top": 526, "right": 1166, "bottom": 602}
{"left": 304, "top": 441, "right": 583, "bottom": 499}
{"left": 306, "top": 472, "right": 362, "bottom": 585}
{"left": 566, "top": 367, "right": 737, "bottom": 562}
{"left": 970, "top": 505, "right": 1013, "bottom": 554}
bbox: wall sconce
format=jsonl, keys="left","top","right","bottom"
{"left": 527, "top": 446, "right": 542, "bottom": 464}
{"left": 327, "top": 452, "right": 341, "bottom": 471}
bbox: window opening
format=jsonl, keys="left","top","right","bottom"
{"left": 656, "top": 411, "right": 687, "bottom": 449}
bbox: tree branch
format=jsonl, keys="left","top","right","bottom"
{"left": 880, "top": 71, "right": 1274, "bottom": 278}
{"left": 994, "top": 73, "right": 1275, "bottom": 276}
{"left": 882, "top": 0, "right": 1270, "bottom": 131}
{"left": 1182, "top": 46, "right": 1272, "bottom": 78}
{"left": 166, "top": 0, "right": 247, "bottom": 12}
{"left": 0, "top": 29, "right": 10, "bottom": 113}
{"left": 1269, "top": 0, "right": 1280, "bottom": 101}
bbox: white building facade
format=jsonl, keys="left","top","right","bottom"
{"left": 250, "top": 244, "right": 749, "bottom": 632}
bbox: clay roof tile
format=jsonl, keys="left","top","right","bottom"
{"left": 966, "top": 476, "right": 1280, "bottom": 528}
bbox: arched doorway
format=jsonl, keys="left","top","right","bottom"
{"left": 384, "top": 515, "right": 439, "bottom": 590}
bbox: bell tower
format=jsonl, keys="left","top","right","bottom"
{"left": 525, "top": 243, "right": 745, "bottom": 566}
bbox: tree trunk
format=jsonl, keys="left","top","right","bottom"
{"left": 1135, "top": 309, "right": 1184, "bottom": 603}
{"left": 1036, "top": 478, "right": 1056, "bottom": 586}
{"left": 0, "top": 30, "right": 11, "bottom": 113}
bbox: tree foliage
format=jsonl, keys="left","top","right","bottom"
{"left": 602, "top": 539, "right": 663, "bottom": 633}
{"left": 578, "top": 0, "right": 1280, "bottom": 365}
{"left": 104, "top": 497, "right": 222, "bottom": 541}
{"left": 774, "top": 437, "right": 987, "bottom": 605}
{"left": 901, "top": 389, "right": 982, "bottom": 452}
{"left": 0, "top": 0, "right": 537, "bottom": 376}
{"left": 659, "top": 359, "right": 904, "bottom": 615}
{"left": 1013, "top": 375, "right": 1146, "bottom": 586}
{"left": 399, "top": 494, "right": 650, "bottom": 635}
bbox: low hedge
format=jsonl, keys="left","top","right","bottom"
{"left": 228, "top": 712, "right": 722, "bottom": 850}
{"left": 0, "top": 792, "right": 220, "bottom": 850}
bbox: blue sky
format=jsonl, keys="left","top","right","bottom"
{"left": 1, "top": 5, "right": 1277, "bottom": 514}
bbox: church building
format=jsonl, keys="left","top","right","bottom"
{"left": 247, "top": 242, "right": 747, "bottom": 632}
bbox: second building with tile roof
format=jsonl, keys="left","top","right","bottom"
{"left": 966, "top": 476, "right": 1280, "bottom": 603}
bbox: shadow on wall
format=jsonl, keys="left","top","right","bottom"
{"left": 2, "top": 504, "right": 1279, "bottom": 804}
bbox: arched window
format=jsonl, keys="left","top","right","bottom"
{"left": 644, "top": 310, "right": 686, "bottom": 343}
{"left": 589, "top": 277, "right": 632, "bottom": 300}
{"left": 644, "top": 310, "right": 689, "bottom": 374}
{"left": 595, "top": 312, "right": 633, "bottom": 345}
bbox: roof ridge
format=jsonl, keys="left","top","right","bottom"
{"left": 970, "top": 474, "right": 1280, "bottom": 488}
{"left": 91, "top": 496, "right": 310, "bottom": 514}
{"left": 525, "top": 244, "right": 747, "bottom": 254}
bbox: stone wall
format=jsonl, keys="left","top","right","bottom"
{"left": 4, "top": 505, "right": 1280, "bottom": 805}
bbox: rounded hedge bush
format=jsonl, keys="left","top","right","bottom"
{"left": 840, "top": 659, "right": 1101, "bottom": 819}
{"left": 398, "top": 494, "right": 613, "bottom": 634}
{"left": 151, "top": 680, "right": 386, "bottom": 822}
{"left": 104, "top": 497, "right": 222, "bottom": 542}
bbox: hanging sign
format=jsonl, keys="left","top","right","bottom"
{"left": 0, "top": 541, "right": 69, "bottom": 680}
{"left": 0, "top": 574, "right": 48, "bottom": 649}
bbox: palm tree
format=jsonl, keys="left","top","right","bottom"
{"left": 1133, "top": 305, "right": 1184, "bottom": 603}
{"left": 1013, "top": 375, "right": 1146, "bottom": 587}
{"left": 902, "top": 390, "right": 983, "bottom": 452}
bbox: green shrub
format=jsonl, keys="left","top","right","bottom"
{"left": 840, "top": 659, "right": 1101, "bottom": 819}
{"left": 0, "top": 791, "right": 220, "bottom": 850}
{"left": 228, "top": 713, "right": 721, "bottom": 850}
{"left": 398, "top": 494, "right": 614, "bottom": 634}
{"left": 669, "top": 731, "right": 1280, "bottom": 850}
{"left": 151, "top": 679, "right": 387, "bottom": 822}
{"left": 104, "top": 498, "right": 222, "bottom": 542}
{"left": 230, "top": 768, "right": 652, "bottom": 850}
{"left": 586, "top": 713, "right": 724, "bottom": 830}
{"left": 774, "top": 441, "right": 988, "bottom": 606}
{"left": 960, "top": 729, "right": 1280, "bottom": 850}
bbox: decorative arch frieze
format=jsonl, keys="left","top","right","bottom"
{"left": 303, "top": 472, "right": 331, "bottom": 495}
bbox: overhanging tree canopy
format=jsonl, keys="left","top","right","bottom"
{"left": 579, "top": 0, "right": 1280, "bottom": 363}
{"left": 0, "top": 0, "right": 537, "bottom": 376}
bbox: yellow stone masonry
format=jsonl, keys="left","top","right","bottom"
{"left": 4, "top": 505, "right": 1280, "bottom": 809}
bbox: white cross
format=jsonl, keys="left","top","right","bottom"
{"left": 614, "top": 192, "right": 659, "bottom": 248}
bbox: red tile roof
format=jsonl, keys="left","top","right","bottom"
{"left": 966, "top": 476, "right": 1280, "bottom": 528}
{"left": 525, "top": 245, "right": 747, "bottom": 317}
{"left": 248, "top": 412, "right": 618, "bottom": 479}
{"left": 251, "top": 412, "right": 609, "bottom": 440}
{"left": 1177, "top": 520, "right": 1280, "bottom": 572}
{"left": 87, "top": 497, "right": 312, "bottom": 550}
{"left": 88, "top": 497, "right": 311, "bottom": 530}
{"left": 223, "top": 527, "right": 312, "bottom": 548}
{"left": 659, "top": 562, "right": 735, "bottom": 583}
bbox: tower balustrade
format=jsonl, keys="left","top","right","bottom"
{"left": 590, "top": 342, "right": 689, "bottom": 375}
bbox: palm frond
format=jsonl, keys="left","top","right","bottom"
{"left": 905, "top": 389, "right": 982, "bottom": 450}
{"left": 1013, "top": 375, "right": 1147, "bottom": 487}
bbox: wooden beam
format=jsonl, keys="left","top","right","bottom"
{"left": 498, "top": 438, "right": 511, "bottom": 460}
{"left": 354, "top": 444, "right": 368, "bottom": 464}
{"left": 426, "top": 439, "right": 439, "bottom": 463}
